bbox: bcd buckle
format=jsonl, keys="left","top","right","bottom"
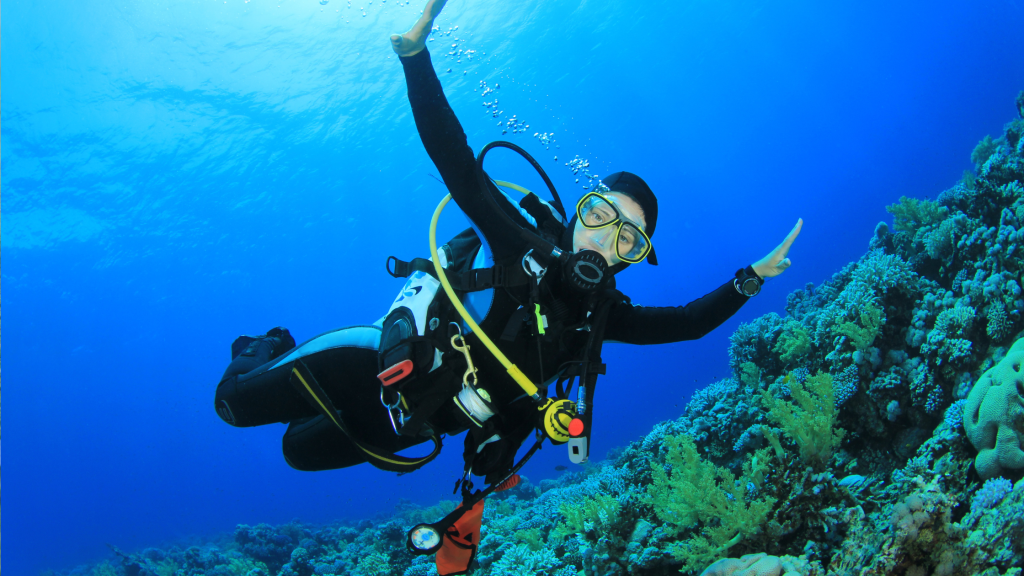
{"left": 378, "top": 359, "right": 414, "bottom": 386}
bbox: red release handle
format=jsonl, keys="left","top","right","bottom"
{"left": 378, "top": 360, "right": 414, "bottom": 386}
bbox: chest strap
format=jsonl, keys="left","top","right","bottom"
{"left": 387, "top": 256, "right": 531, "bottom": 292}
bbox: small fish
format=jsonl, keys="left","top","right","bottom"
{"left": 554, "top": 465, "right": 567, "bottom": 471}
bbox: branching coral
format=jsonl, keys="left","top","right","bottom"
{"left": 972, "top": 135, "right": 1002, "bottom": 169}
{"left": 551, "top": 492, "right": 620, "bottom": 541}
{"left": 834, "top": 301, "right": 884, "bottom": 352}
{"left": 887, "top": 196, "right": 949, "bottom": 235}
{"left": 489, "top": 543, "right": 560, "bottom": 575}
{"left": 851, "top": 250, "right": 917, "bottom": 296}
{"left": 772, "top": 320, "right": 812, "bottom": 366}
{"left": 760, "top": 372, "right": 845, "bottom": 470}
{"left": 729, "top": 313, "right": 787, "bottom": 375}
{"left": 646, "top": 435, "right": 777, "bottom": 574}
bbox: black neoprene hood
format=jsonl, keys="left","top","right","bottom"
{"left": 602, "top": 171, "right": 659, "bottom": 265}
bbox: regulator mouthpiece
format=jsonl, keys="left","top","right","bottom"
{"left": 563, "top": 250, "right": 609, "bottom": 293}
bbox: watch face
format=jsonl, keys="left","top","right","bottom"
{"left": 742, "top": 278, "right": 760, "bottom": 295}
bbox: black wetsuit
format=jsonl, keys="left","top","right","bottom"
{"left": 213, "top": 48, "right": 751, "bottom": 475}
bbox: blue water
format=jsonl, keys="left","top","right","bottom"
{"left": 3, "top": 0, "right": 1023, "bottom": 574}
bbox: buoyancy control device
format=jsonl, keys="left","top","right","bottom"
{"left": 377, "top": 142, "right": 621, "bottom": 574}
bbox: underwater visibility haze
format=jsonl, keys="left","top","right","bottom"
{"left": 4, "top": 0, "right": 1024, "bottom": 575}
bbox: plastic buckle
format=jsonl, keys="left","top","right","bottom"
{"left": 491, "top": 265, "right": 505, "bottom": 287}
{"left": 568, "top": 436, "right": 589, "bottom": 464}
{"left": 378, "top": 359, "right": 414, "bottom": 386}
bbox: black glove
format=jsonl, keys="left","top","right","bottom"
{"left": 265, "top": 327, "right": 296, "bottom": 360}
{"left": 463, "top": 417, "right": 533, "bottom": 483}
{"left": 230, "top": 326, "right": 296, "bottom": 361}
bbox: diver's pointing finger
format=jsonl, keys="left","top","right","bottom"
{"left": 425, "top": 0, "right": 448, "bottom": 18}
{"left": 779, "top": 218, "right": 803, "bottom": 253}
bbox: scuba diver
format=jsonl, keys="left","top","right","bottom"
{"left": 213, "top": 0, "right": 802, "bottom": 572}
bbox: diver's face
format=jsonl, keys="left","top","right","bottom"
{"left": 572, "top": 192, "right": 647, "bottom": 267}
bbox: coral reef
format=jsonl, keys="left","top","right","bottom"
{"left": 48, "top": 93, "right": 1024, "bottom": 576}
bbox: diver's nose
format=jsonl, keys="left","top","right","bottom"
{"left": 590, "top": 227, "right": 614, "bottom": 248}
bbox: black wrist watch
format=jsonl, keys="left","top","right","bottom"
{"left": 734, "top": 265, "right": 763, "bottom": 297}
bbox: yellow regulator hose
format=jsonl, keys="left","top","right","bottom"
{"left": 428, "top": 190, "right": 541, "bottom": 401}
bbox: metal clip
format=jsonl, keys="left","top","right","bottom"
{"left": 521, "top": 249, "right": 547, "bottom": 282}
{"left": 380, "top": 386, "right": 406, "bottom": 435}
{"left": 451, "top": 332, "right": 479, "bottom": 387}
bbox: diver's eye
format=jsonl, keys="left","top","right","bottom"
{"left": 619, "top": 227, "right": 636, "bottom": 245}
{"left": 585, "top": 209, "right": 613, "bottom": 226}
{"left": 594, "top": 207, "right": 616, "bottom": 222}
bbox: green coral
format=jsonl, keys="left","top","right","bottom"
{"left": 355, "top": 551, "right": 391, "bottom": 576}
{"left": 738, "top": 361, "right": 761, "bottom": 388}
{"left": 153, "top": 560, "right": 179, "bottom": 576}
{"left": 772, "top": 321, "right": 811, "bottom": 366}
{"left": 512, "top": 527, "right": 545, "bottom": 551}
{"left": 225, "top": 557, "right": 262, "bottom": 576}
{"left": 886, "top": 196, "right": 949, "bottom": 234}
{"left": 489, "top": 543, "right": 560, "bottom": 575}
{"left": 760, "top": 372, "right": 846, "bottom": 470}
{"left": 552, "top": 492, "right": 620, "bottom": 541}
{"left": 971, "top": 134, "right": 1001, "bottom": 168}
{"left": 834, "top": 301, "right": 884, "bottom": 351}
{"left": 646, "top": 435, "right": 776, "bottom": 573}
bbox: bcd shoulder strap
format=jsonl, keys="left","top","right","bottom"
{"left": 519, "top": 192, "right": 568, "bottom": 239}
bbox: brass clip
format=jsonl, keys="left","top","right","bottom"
{"left": 450, "top": 333, "right": 479, "bottom": 387}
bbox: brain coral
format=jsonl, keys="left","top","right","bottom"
{"left": 964, "top": 338, "right": 1024, "bottom": 479}
{"left": 699, "top": 553, "right": 781, "bottom": 576}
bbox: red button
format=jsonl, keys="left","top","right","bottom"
{"left": 568, "top": 418, "right": 585, "bottom": 437}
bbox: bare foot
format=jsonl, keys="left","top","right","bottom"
{"left": 390, "top": 0, "right": 448, "bottom": 57}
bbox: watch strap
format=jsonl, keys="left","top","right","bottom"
{"left": 734, "top": 265, "right": 763, "bottom": 297}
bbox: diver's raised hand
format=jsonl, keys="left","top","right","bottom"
{"left": 391, "top": 0, "right": 448, "bottom": 57}
{"left": 751, "top": 218, "right": 802, "bottom": 279}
